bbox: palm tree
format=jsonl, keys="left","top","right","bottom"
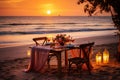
{"left": 77, "top": 0, "right": 120, "bottom": 61}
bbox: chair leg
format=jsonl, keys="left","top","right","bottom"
{"left": 68, "top": 61, "right": 72, "bottom": 75}
{"left": 76, "top": 64, "right": 80, "bottom": 72}
{"left": 47, "top": 57, "right": 50, "bottom": 69}
{"left": 85, "top": 62, "right": 91, "bottom": 75}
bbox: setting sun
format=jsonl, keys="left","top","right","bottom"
{"left": 47, "top": 10, "right": 51, "bottom": 15}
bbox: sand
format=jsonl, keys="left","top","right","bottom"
{"left": 0, "top": 35, "right": 120, "bottom": 80}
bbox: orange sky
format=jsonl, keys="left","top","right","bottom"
{"left": 0, "top": 0, "right": 111, "bottom": 16}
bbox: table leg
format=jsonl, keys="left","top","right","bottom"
{"left": 65, "top": 50, "right": 68, "bottom": 67}
{"left": 56, "top": 51, "right": 62, "bottom": 76}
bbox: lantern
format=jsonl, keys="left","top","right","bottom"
{"left": 96, "top": 51, "right": 102, "bottom": 65}
{"left": 103, "top": 48, "right": 109, "bottom": 64}
{"left": 27, "top": 49, "right": 31, "bottom": 56}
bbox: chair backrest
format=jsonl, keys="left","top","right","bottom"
{"left": 79, "top": 42, "right": 94, "bottom": 61}
{"left": 33, "top": 37, "right": 48, "bottom": 46}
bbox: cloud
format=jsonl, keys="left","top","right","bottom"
{"left": 0, "top": 0, "right": 24, "bottom": 3}
{"left": 0, "top": 0, "right": 24, "bottom": 9}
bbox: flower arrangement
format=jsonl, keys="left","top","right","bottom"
{"left": 54, "top": 34, "right": 74, "bottom": 46}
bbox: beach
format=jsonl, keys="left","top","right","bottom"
{"left": 0, "top": 35, "right": 120, "bottom": 80}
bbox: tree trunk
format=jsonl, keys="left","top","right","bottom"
{"left": 110, "top": 10, "right": 120, "bottom": 62}
{"left": 117, "top": 34, "right": 120, "bottom": 62}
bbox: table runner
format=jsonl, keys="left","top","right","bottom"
{"left": 26, "top": 46, "right": 51, "bottom": 72}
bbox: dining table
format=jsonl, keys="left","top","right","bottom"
{"left": 25, "top": 44, "right": 77, "bottom": 76}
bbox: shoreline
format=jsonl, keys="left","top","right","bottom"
{"left": 0, "top": 34, "right": 118, "bottom": 49}
{"left": 75, "top": 34, "right": 118, "bottom": 45}
{"left": 0, "top": 30, "right": 117, "bottom": 48}
{"left": 0, "top": 35, "right": 118, "bottom": 61}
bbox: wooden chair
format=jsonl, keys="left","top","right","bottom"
{"left": 33, "top": 37, "right": 48, "bottom": 46}
{"left": 68, "top": 42, "right": 94, "bottom": 75}
{"left": 32, "top": 37, "right": 56, "bottom": 68}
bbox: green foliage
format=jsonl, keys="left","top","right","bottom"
{"left": 78, "top": 0, "right": 120, "bottom": 30}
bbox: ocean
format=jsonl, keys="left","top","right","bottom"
{"left": 0, "top": 16, "right": 117, "bottom": 48}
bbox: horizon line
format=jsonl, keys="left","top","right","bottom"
{"left": 0, "top": 15, "right": 111, "bottom": 17}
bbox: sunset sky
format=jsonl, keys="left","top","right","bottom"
{"left": 0, "top": 0, "right": 111, "bottom": 16}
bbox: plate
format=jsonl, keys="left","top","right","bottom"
{"left": 65, "top": 44, "right": 74, "bottom": 48}
{"left": 45, "top": 42, "right": 52, "bottom": 45}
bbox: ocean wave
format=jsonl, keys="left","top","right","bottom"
{"left": 0, "top": 23, "right": 114, "bottom": 29}
{"left": 0, "top": 41, "right": 17, "bottom": 44}
{"left": 2, "top": 22, "right": 77, "bottom": 25}
{"left": 35, "top": 26, "right": 56, "bottom": 29}
{"left": 0, "top": 28, "right": 117, "bottom": 35}
{"left": 75, "top": 23, "right": 114, "bottom": 26}
{"left": 1, "top": 22, "right": 113, "bottom": 26}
